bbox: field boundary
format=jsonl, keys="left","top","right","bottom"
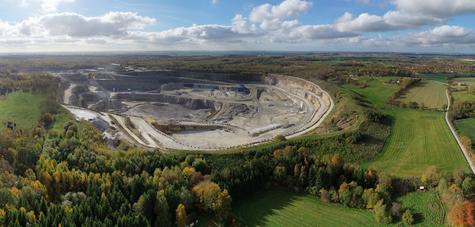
{"left": 445, "top": 89, "right": 475, "bottom": 174}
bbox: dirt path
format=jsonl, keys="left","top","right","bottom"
{"left": 63, "top": 84, "right": 76, "bottom": 105}
{"left": 445, "top": 89, "right": 475, "bottom": 174}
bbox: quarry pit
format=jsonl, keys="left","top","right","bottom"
{"left": 59, "top": 70, "right": 333, "bottom": 151}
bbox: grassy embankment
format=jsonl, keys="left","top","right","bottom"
{"left": 0, "top": 91, "right": 46, "bottom": 130}
{"left": 233, "top": 190, "right": 376, "bottom": 227}
{"left": 343, "top": 77, "right": 469, "bottom": 176}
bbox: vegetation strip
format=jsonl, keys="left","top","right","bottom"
{"left": 445, "top": 89, "right": 475, "bottom": 174}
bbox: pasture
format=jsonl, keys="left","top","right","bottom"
{"left": 0, "top": 92, "right": 45, "bottom": 130}
{"left": 368, "top": 108, "right": 469, "bottom": 176}
{"left": 455, "top": 118, "right": 475, "bottom": 143}
{"left": 233, "top": 190, "right": 376, "bottom": 227}
{"left": 397, "top": 80, "right": 448, "bottom": 110}
{"left": 398, "top": 192, "right": 447, "bottom": 226}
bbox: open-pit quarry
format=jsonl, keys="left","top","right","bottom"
{"left": 59, "top": 70, "right": 333, "bottom": 151}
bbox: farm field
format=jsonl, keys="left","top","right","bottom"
{"left": 397, "top": 80, "right": 447, "bottom": 110}
{"left": 233, "top": 190, "right": 377, "bottom": 227}
{"left": 455, "top": 118, "right": 475, "bottom": 143}
{"left": 368, "top": 108, "right": 469, "bottom": 176}
{"left": 0, "top": 91, "right": 45, "bottom": 130}
{"left": 398, "top": 192, "right": 447, "bottom": 226}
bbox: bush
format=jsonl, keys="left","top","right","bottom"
{"left": 374, "top": 199, "right": 392, "bottom": 224}
{"left": 402, "top": 209, "right": 414, "bottom": 225}
{"left": 40, "top": 113, "right": 53, "bottom": 128}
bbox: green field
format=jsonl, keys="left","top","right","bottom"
{"left": 453, "top": 77, "right": 475, "bottom": 85}
{"left": 368, "top": 108, "right": 469, "bottom": 176}
{"left": 234, "top": 190, "right": 377, "bottom": 227}
{"left": 0, "top": 91, "right": 46, "bottom": 130}
{"left": 343, "top": 77, "right": 399, "bottom": 108}
{"left": 398, "top": 192, "right": 447, "bottom": 226}
{"left": 50, "top": 107, "right": 73, "bottom": 133}
{"left": 398, "top": 80, "right": 448, "bottom": 110}
{"left": 418, "top": 73, "right": 450, "bottom": 83}
{"left": 455, "top": 118, "right": 475, "bottom": 142}
{"left": 343, "top": 79, "right": 468, "bottom": 176}
{"left": 452, "top": 90, "right": 475, "bottom": 104}
{"left": 452, "top": 77, "right": 475, "bottom": 105}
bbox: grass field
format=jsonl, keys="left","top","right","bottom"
{"left": 455, "top": 118, "right": 475, "bottom": 143}
{"left": 419, "top": 73, "right": 450, "bottom": 83}
{"left": 398, "top": 80, "right": 448, "bottom": 110}
{"left": 343, "top": 78, "right": 468, "bottom": 176}
{"left": 398, "top": 192, "right": 447, "bottom": 226}
{"left": 233, "top": 190, "right": 377, "bottom": 227}
{"left": 452, "top": 91, "right": 475, "bottom": 104}
{"left": 453, "top": 77, "right": 475, "bottom": 85}
{"left": 343, "top": 77, "right": 399, "bottom": 108}
{"left": 0, "top": 92, "right": 46, "bottom": 130}
{"left": 452, "top": 77, "right": 475, "bottom": 105}
{"left": 368, "top": 108, "right": 469, "bottom": 176}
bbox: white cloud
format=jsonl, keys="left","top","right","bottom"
{"left": 4, "top": 12, "right": 156, "bottom": 38}
{"left": 1, "top": 0, "right": 475, "bottom": 52}
{"left": 249, "top": 0, "right": 311, "bottom": 30}
{"left": 334, "top": 0, "right": 475, "bottom": 33}
{"left": 41, "top": 0, "right": 75, "bottom": 12}
{"left": 405, "top": 25, "right": 475, "bottom": 46}
{"left": 393, "top": 0, "right": 475, "bottom": 18}
{"left": 249, "top": 0, "right": 311, "bottom": 22}
{"left": 288, "top": 24, "right": 356, "bottom": 40}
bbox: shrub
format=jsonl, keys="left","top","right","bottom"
{"left": 402, "top": 209, "right": 414, "bottom": 225}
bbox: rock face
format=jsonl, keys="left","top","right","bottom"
{"left": 113, "top": 93, "right": 220, "bottom": 110}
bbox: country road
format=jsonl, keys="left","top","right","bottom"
{"left": 445, "top": 89, "right": 475, "bottom": 174}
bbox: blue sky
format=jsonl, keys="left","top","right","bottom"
{"left": 0, "top": 0, "right": 475, "bottom": 53}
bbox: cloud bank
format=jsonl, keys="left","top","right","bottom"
{"left": 0, "top": 0, "right": 475, "bottom": 52}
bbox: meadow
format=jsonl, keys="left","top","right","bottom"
{"left": 342, "top": 76, "right": 399, "bottom": 108}
{"left": 455, "top": 118, "right": 475, "bottom": 143}
{"left": 343, "top": 78, "right": 468, "bottom": 176}
{"left": 398, "top": 192, "right": 447, "bottom": 226}
{"left": 233, "top": 190, "right": 377, "bottom": 227}
{"left": 418, "top": 73, "right": 450, "bottom": 83}
{"left": 368, "top": 108, "right": 469, "bottom": 176}
{"left": 453, "top": 77, "right": 475, "bottom": 84}
{"left": 397, "top": 80, "right": 448, "bottom": 110}
{"left": 0, "top": 91, "right": 46, "bottom": 130}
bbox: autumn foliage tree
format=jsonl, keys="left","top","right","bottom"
{"left": 192, "top": 181, "right": 231, "bottom": 221}
{"left": 449, "top": 201, "right": 475, "bottom": 227}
